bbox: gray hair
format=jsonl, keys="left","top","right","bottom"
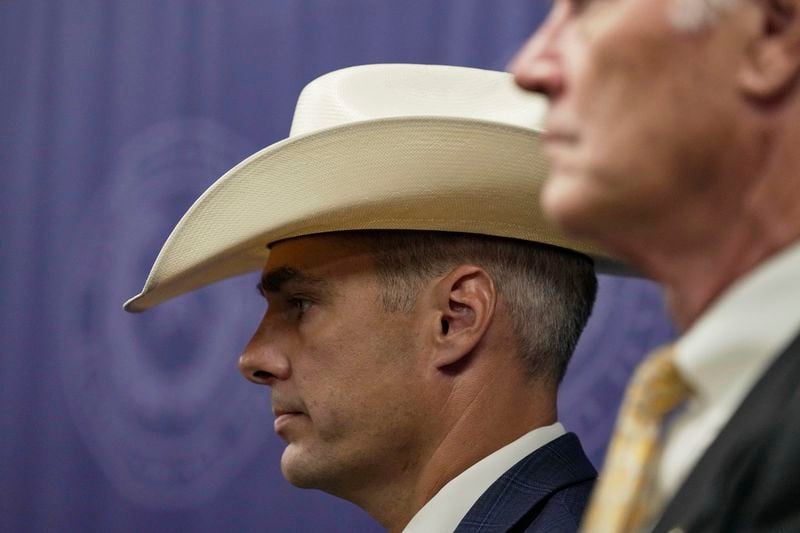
{"left": 349, "top": 230, "right": 597, "bottom": 384}
{"left": 668, "top": 0, "right": 740, "bottom": 31}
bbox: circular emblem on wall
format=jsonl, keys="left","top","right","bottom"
{"left": 59, "top": 118, "right": 272, "bottom": 507}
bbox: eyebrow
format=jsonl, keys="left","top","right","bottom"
{"left": 257, "top": 266, "right": 330, "bottom": 296}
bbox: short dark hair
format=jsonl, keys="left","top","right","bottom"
{"left": 348, "top": 230, "right": 597, "bottom": 384}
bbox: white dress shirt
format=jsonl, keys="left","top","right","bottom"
{"left": 654, "top": 241, "right": 800, "bottom": 508}
{"left": 402, "top": 422, "right": 566, "bottom": 533}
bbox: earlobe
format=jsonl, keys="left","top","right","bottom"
{"left": 740, "top": 0, "right": 800, "bottom": 100}
{"left": 429, "top": 265, "right": 496, "bottom": 371}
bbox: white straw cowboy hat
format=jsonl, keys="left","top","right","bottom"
{"left": 124, "top": 63, "right": 618, "bottom": 313}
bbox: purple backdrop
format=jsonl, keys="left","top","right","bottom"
{"left": 0, "top": 1, "right": 675, "bottom": 531}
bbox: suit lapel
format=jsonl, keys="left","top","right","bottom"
{"left": 454, "top": 432, "right": 596, "bottom": 532}
{"left": 654, "top": 329, "right": 800, "bottom": 532}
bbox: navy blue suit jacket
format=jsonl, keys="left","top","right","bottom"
{"left": 454, "top": 432, "right": 596, "bottom": 533}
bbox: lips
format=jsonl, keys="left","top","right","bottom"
{"left": 272, "top": 407, "right": 303, "bottom": 418}
{"left": 271, "top": 400, "right": 307, "bottom": 436}
{"left": 271, "top": 393, "right": 306, "bottom": 418}
{"left": 542, "top": 129, "right": 579, "bottom": 144}
{"left": 273, "top": 411, "right": 306, "bottom": 435}
{"left": 543, "top": 110, "right": 579, "bottom": 145}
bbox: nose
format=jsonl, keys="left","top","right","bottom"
{"left": 509, "top": 11, "right": 566, "bottom": 99}
{"left": 238, "top": 314, "right": 291, "bottom": 386}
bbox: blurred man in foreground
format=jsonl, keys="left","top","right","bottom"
{"left": 512, "top": 1, "right": 800, "bottom": 531}
{"left": 125, "top": 64, "right": 615, "bottom": 531}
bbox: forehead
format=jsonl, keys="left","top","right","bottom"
{"left": 263, "top": 233, "right": 375, "bottom": 283}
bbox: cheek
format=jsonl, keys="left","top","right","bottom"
{"left": 296, "top": 304, "right": 422, "bottom": 427}
{"left": 294, "top": 333, "right": 387, "bottom": 426}
{"left": 573, "top": 16, "right": 696, "bottom": 175}
{"left": 568, "top": 2, "right": 678, "bottom": 120}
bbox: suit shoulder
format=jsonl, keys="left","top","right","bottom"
{"left": 522, "top": 476, "right": 595, "bottom": 532}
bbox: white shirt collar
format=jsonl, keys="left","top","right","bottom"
{"left": 402, "top": 422, "right": 566, "bottom": 533}
{"left": 675, "top": 241, "right": 800, "bottom": 410}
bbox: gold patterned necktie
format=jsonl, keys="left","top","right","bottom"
{"left": 580, "top": 345, "right": 692, "bottom": 533}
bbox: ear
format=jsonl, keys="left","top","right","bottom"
{"left": 740, "top": 0, "right": 800, "bottom": 99}
{"left": 427, "top": 265, "right": 497, "bottom": 370}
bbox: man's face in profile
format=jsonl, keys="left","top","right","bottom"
{"left": 511, "top": 0, "right": 747, "bottom": 244}
{"left": 239, "top": 234, "right": 434, "bottom": 497}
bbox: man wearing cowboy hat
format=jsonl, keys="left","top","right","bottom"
{"left": 511, "top": 1, "right": 800, "bottom": 531}
{"left": 126, "top": 64, "right": 612, "bottom": 531}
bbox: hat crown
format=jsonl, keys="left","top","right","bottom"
{"left": 125, "top": 64, "right": 621, "bottom": 313}
{"left": 289, "top": 64, "right": 547, "bottom": 137}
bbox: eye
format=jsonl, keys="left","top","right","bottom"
{"left": 566, "top": 0, "right": 596, "bottom": 14}
{"left": 287, "top": 296, "right": 313, "bottom": 320}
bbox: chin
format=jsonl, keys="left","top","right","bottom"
{"left": 281, "top": 443, "right": 349, "bottom": 493}
{"left": 280, "top": 444, "right": 319, "bottom": 488}
{"left": 282, "top": 470, "right": 317, "bottom": 489}
{"left": 540, "top": 170, "right": 599, "bottom": 239}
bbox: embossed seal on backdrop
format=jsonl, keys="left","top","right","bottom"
{"left": 60, "top": 119, "right": 271, "bottom": 507}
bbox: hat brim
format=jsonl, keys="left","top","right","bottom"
{"left": 124, "top": 116, "right": 617, "bottom": 313}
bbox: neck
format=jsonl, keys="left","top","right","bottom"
{"left": 642, "top": 219, "right": 793, "bottom": 329}
{"left": 352, "top": 355, "right": 557, "bottom": 532}
{"left": 403, "top": 378, "right": 556, "bottom": 532}
{"left": 620, "top": 116, "right": 800, "bottom": 330}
